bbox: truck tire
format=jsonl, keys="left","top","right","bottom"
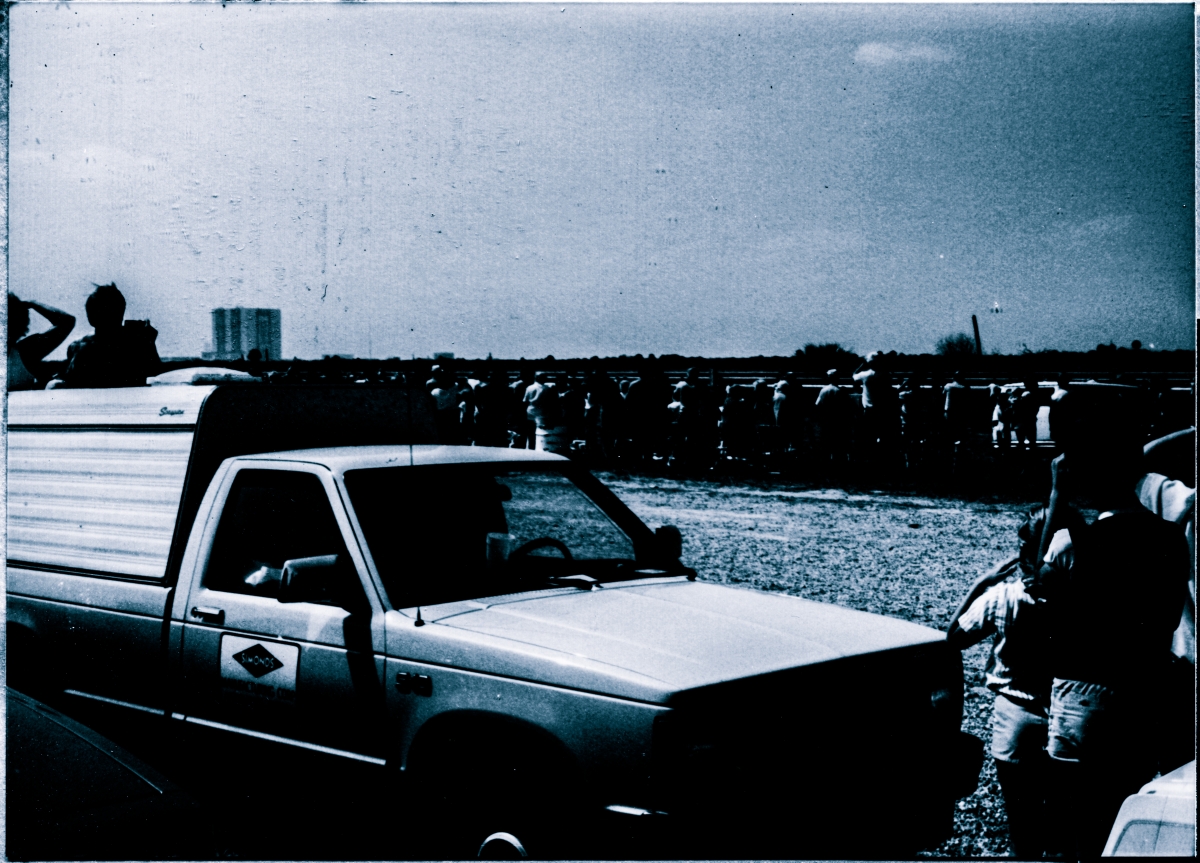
{"left": 477, "top": 832, "right": 528, "bottom": 859}
{"left": 407, "top": 716, "right": 578, "bottom": 859}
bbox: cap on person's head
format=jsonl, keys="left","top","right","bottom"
{"left": 774, "top": 379, "right": 789, "bottom": 391}
{"left": 826, "top": 368, "right": 838, "bottom": 379}
{"left": 86, "top": 283, "right": 125, "bottom": 329}
{"left": 865, "top": 351, "right": 880, "bottom": 364}
{"left": 534, "top": 371, "right": 548, "bottom": 383}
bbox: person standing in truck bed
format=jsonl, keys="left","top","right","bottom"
{"left": 57, "top": 283, "right": 160, "bottom": 388}
{"left": 7, "top": 293, "right": 76, "bottom": 390}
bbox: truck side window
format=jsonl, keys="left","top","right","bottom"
{"left": 205, "top": 469, "right": 355, "bottom": 602}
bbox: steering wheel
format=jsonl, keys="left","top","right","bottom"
{"left": 508, "top": 537, "right": 574, "bottom": 562}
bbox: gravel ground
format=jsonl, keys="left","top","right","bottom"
{"left": 601, "top": 472, "right": 1040, "bottom": 858}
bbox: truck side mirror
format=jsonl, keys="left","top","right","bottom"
{"left": 655, "top": 525, "right": 683, "bottom": 562}
{"left": 279, "top": 555, "right": 349, "bottom": 607}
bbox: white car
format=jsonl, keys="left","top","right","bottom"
{"left": 1102, "top": 760, "right": 1195, "bottom": 857}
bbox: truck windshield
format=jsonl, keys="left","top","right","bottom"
{"left": 343, "top": 465, "right": 642, "bottom": 609}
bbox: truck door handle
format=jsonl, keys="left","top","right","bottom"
{"left": 191, "top": 606, "right": 225, "bottom": 625}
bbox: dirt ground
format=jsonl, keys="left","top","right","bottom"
{"left": 601, "top": 471, "right": 1041, "bottom": 858}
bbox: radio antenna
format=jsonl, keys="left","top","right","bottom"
{"left": 415, "top": 606, "right": 425, "bottom": 627}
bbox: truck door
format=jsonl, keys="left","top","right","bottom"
{"left": 177, "top": 466, "right": 386, "bottom": 762}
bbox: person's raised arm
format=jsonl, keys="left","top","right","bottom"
{"left": 16, "top": 301, "right": 76, "bottom": 363}
{"left": 1036, "top": 454, "right": 1068, "bottom": 567}
{"left": 946, "top": 556, "right": 1020, "bottom": 648}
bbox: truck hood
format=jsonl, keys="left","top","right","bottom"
{"left": 402, "top": 579, "right": 942, "bottom": 701}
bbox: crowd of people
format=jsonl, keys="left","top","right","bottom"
{"left": 411, "top": 353, "right": 1186, "bottom": 484}
{"left": 7, "top": 285, "right": 161, "bottom": 391}
{"left": 948, "top": 425, "right": 1195, "bottom": 860}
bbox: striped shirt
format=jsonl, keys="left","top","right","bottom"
{"left": 957, "top": 579, "right": 1050, "bottom": 708}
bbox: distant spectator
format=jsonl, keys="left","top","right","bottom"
{"left": 813, "top": 369, "right": 849, "bottom": 475}
{"left": 427, "top": 363, "right": 466, "bottom": 444}
{"left": 772, "top": 379, "right": 795, "bottom": 430}
{"left": 1048, "top": 375, "right": 1073, "bottom": 451}
{"left": 666, "top": 374, "right": 711, "bottom": 470}
{"left": 666, "top": 382, "right": 688, "bottom": 463}
{"left": 942, "top": 371, "right": 969, "bottom": 444}
{"left": 583, "top": 367, "right": 621, "bottom": 466}
{"left": 624, "top": 362, "right": 671, "bottom": 463}
{"left": 472, "top": 367, "right": 510, "bottom": 448}
{"left": 559, "top": 372, "right": 588, "bottom": 442}
{"left": 1014, "top": 379, "right": 1040, "bottom": 448}
{"left": 524, "top": 371, "right": 560, "bottom": 431}
{"left": 457, "top": 374, "right": 477, "bottom": 443}
{"left": 990, "top": 383, "right": 1012, "bottom": 448}
{"left": 898, "top": 375, "right": 929, "bottom": 469}
{"left": 7, "top": 293, "right": 76, "bottom": 391}
{"left": 59, "top": 284, "right": 160, "bottom": 388}
{"left": 852, "top": 352, "right": 888, "bottom": 411}
{"left": 509, "top": 366, "right": 535, "bottom": 448}
{"left": 684, "top": 368, "right": 718, "bottom": 465}
{"left": 720, "top": 384, "right": 756, "bottom": 460}
{"left": 854, "top": 352, "right": 899, "bottom": 467}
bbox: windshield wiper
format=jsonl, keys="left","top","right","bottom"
{"left": 547, "top": 574, "right": 600, "bottom": 590}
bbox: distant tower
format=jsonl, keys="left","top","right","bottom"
{"left": 210, "top": 308, "right": 282, "bottom": 361}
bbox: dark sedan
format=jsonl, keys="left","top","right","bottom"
{"left": 6, "top": 690, "right": 205, "bottom": 860}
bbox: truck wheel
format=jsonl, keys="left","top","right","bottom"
{"left": 408, "top": 725, "right": 577, "bottom": 858}
{"left": 433, "top": 769, "right": 569, "bottom": 859}
{"left": 477, "top": 832, "right": 528, "bottom": 859}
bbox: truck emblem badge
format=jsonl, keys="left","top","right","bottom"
{"left": 233, "top": 644, "right": 284, "bottom": 678}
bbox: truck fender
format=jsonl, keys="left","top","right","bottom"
{"left": 406, "top": 709, "right": 578, "bottom": 785}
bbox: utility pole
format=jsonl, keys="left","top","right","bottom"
{"left": 972, "top": 314, "right": 983, "bottom": 356}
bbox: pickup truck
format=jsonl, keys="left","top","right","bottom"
{"left": 6, "top": 383, "right": 981, "bottom": 858}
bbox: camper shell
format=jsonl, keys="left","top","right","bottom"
{"left": 7, "top": 384, "right": 437, "bottom": 584}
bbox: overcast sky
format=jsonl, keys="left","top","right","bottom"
{"left": 8, "top": 3, "right": 1195, "bottom": 360}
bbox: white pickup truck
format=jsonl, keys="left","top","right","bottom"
{"left": 6, "top": 383, "right": 981, "bottom": 858}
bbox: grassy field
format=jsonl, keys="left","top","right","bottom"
{"left": 602, "top": 471, "right": 1040, "bottom": 858}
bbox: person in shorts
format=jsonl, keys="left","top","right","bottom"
{"left": 948, "top": 505, "right": 1083, "bottom": 858}
{"left": 1025, "top": 437, "right": 1190, "bottom": 860}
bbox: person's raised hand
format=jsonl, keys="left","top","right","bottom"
{"left": 1048, "top": 452, "right": 1069, "bottom": 496}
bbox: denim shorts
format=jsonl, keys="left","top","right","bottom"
{"left": 1046, "top": 678, "right": 1138, "bottom": 764}
{"left": 991, "top": 693, "right": 1048, "bottom": 764}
